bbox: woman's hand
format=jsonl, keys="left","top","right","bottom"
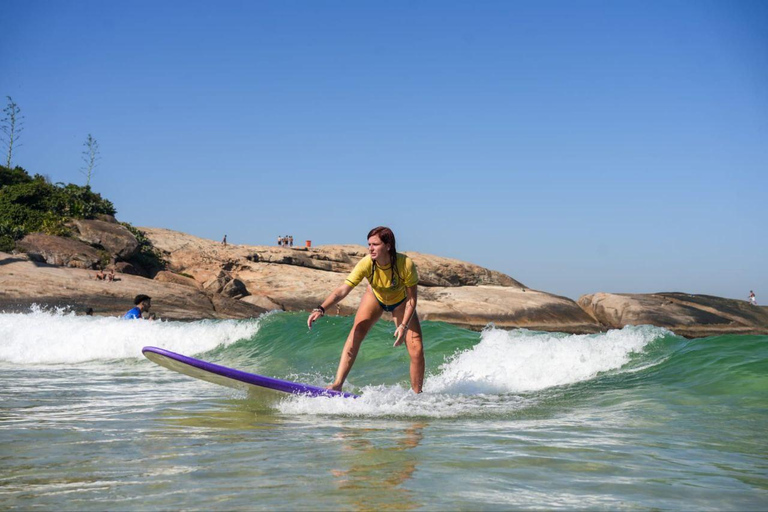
{"left": 308, "top": 284, "right": 353, "bottom": 330}
{"left": 393, "top": 324, "right": 407, "bottom": 346}
{"left": 308, "top": 309, "right": 324, "bottom": 329}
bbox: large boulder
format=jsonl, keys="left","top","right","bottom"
{"left": 153, "top": 270, "right": 201, "bottom": 289}
{"left": 112, "top": 261, "right": 146, "bottom": 277}
{"left": 415, "top": 286, "right": 601, "bottom": 333}
{"left": 221, "top": 278, "right": 248, "bottom": 299}
{"left": 202, "top": 269, "right": 249, "bottom": 299}
{"left": 578, "top": 293, "right": 768, "bottom": 337}
{"left": 16, "top": 233, "right": 103, "bottom": 269}
{"left": 69, "top": 219, "right": 139, "bottom": 260}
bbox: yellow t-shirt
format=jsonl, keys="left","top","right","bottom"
{"left": 345, "top": 254, "right": 419, "bottom": 305}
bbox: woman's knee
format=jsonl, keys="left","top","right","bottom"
{"left": 350, "top": 321, "right": 373, "bottom": 340}
{"left": 407, "top": 336, "right": 424, "bottom": 360}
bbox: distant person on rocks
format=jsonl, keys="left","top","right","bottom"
{"left": 278, "top": 236, "right": 283, "bottom": 247}
{"left": 289, "top": 235, "right": 294, "bottom": 247}
{"left": 124, "top": 294, "right": 152, "bottom": 319}
{"left": 749, "top": 290, "right": 757, "bottom": 306}
{"left": 96, "top": 269, "right": 105, "bottom": 280}
{"left": 307, "top": 226, "right": 424, "bottom": 393}
{"left": 222, "top": 234, "right": 227, "bottom": 246}
{"left": 107, "top": 270, "right": 115, "bottom": 282}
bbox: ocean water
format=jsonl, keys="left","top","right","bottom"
{"left": 1, "top": 307, "right": 767, "bottom": 510}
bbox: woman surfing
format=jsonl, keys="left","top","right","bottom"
{"left": 307, "top": 226, "right": 425, "bottom": 393}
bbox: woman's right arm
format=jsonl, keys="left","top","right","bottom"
{"left": 307, "top": 283, "right": 354, "bottom": 329}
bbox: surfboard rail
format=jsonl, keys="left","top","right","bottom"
{"left": 142, "top": 346, "right": 358, "bottom": 399}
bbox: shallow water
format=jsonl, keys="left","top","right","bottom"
{"left": 1, "top": 308, "right": 767, "bottom": 510}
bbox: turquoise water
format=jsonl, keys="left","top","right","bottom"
{"left": 1, "top": 308, "right": 767, "bottom": 510}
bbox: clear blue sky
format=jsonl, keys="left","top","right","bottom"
{"left": 2, "top": 0, "right": 766, "bottom": 300}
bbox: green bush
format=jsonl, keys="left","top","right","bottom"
{"left": 121, "top": 222, "right": 167, "bottom": 275}
{"left": 0, "top": 165, "right": 115, "bottom": 240}
{"left": 40, "top": 212, "right": 71, "bottom": 237}
{"left": 0, "top": 165, "right": 165, "bottom": 274}
{"left": 0, "top": 166, "right": 33, "bottom": 188}
{"left": 0, "top": 234, "right": 15, "bottom": 252}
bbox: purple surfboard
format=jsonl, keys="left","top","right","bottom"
{"left": 143, "top": 346, "right": 358, "bottom": 399}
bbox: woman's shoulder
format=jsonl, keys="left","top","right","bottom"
{"left": 397, "top": 253, "right": 415, "bottom": 266}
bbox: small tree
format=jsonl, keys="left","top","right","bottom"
{"left": 80, "top": 133, "right": 100, "bottom": 187}
{"left": 2, "top": 96, "right": 23, "bottom": 169}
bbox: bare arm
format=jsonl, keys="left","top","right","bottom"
{"left": 307, "top": 283, "right": 354, "bottom": 329}
{"left": 393, "top": 285, "right": 418, "bottom": 346}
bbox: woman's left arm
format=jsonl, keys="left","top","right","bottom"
{"left": 394, "top": 285, "right": 418, "bottom": 346}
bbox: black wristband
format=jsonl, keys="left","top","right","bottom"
{"left": 316, "top": 305, "right": 325, "bottom": 315}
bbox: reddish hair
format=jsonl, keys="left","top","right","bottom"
{"left": 367, "top": 226, "right": 400, "bottom": 282}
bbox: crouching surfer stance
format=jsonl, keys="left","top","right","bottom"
{"left": 307, "top": 226, "right": 425, "bottom": 393}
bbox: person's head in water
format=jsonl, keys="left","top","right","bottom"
{"left": 134, "top": 294, "right": 152, "bottom": 311}
{"left": 367, "top": 226, "right": 397, "bottom": 266}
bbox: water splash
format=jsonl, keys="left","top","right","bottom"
{"left": 427, "top": 324, "right": 669, "bottom": 394}
{"left": 0, "top": 305, "right": 263, "bottom": 364}
{"left": 277, "top": 325, "right": 670, "bottom": 418}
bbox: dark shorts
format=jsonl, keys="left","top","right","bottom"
{"left": 376, "top": 296, "right": 406, "bottom": 312}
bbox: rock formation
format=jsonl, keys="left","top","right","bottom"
{"left": 137, "top": 227, "right": 602, "bottom": 333}
{"left": 16, "top": 233, "right": 104, "bottom": 269}
{"left": 3, "top": 225, "right": 765, "bottom": 337}
{"left": 0, "top": 252, "right": 266, "bottom": 319}
{"left": 68, "top": 219, "right": 139, "bottom": 260}
{"left": 578, "top": 292, "right": 768, "bottom": 337}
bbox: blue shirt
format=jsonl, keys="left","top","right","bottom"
{"left": 123, "top": 307, "right": 142, "bottom": 319}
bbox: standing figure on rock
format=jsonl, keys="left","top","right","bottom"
{"left": 307, "top": 226, "right": 425, "bottom": 393}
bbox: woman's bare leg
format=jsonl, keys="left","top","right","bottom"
{"left": 392, "top": 306, "right": 424, "bottom": 393}
{"left": 328, "top": 287, "right": 383, "bottom": 391}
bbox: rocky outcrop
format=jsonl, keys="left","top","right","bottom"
{"left": 6, "top": 225, "right": 763, "bottom": 337}
{"left": 138, "top": 227, "right": 599, "bottom": 333}
{"left": 69, "top": 219, "right": 139, "bottom": 260}
{"left": 112, "top": 261, "right": 145, "bottom": 276}
{"left": 0, "top": 252, "right": 266, "bottom": 320}
{"left": 142, "top": 228, "right": 522, "bottom": 289}
{"left": 416, "top": 286, "right": 600, "bottom": 333}
{"left": 153, "top": 270, "right": 200, "bottom": 289}
{"left": 406, "top": 252, "right": 523, "bottom": 288}
{"left": 202, "top": 270, "right": 249, "bottom": 299}
{"left": 578, "top": 293, "right": 768, "bottom": 337}
{"left": 16, "top": 233, "right": 103, "bottom": 269}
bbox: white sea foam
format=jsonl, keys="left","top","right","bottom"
{"left": 0, "top": 305, "right": 262, "bottom": 364}
{"left": 426, "top": 324, "right": 667, "bottom": 394}
{"left": 278, "top": 325, "right": 668, "bottom": 418}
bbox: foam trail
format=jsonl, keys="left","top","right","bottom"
{"left": 0, "top": 306, "right": 262, "bottom": 364}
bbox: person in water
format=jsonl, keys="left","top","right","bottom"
{"left": 307, "top": 226, "right": 425, "bottom": 393}
{"left": 124, "top": 294, "right": 152, "bottom": 319}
